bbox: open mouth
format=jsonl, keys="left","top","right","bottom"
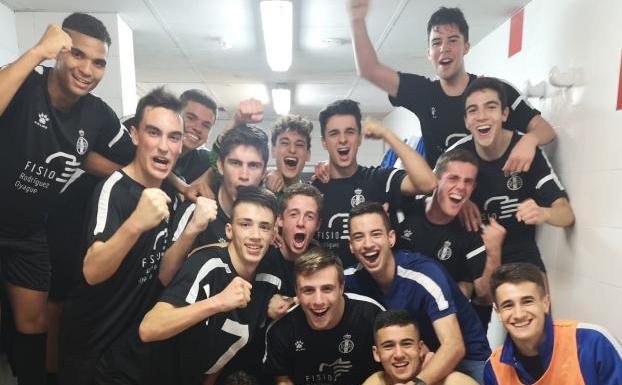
{"left": 362, "top": 251, "right": 380, "bottom": 264}
{"left": 512, "top": 319, "right": 532, "bottom": 329}
{"left": 476, "top": 125, "right": 491, "bottom": 135}
{"left": 448, "top": 193, "right": 463, "bottom": 204}
{"left": 337, "top": 148, "right": 350, "bottom": 159}
{"left": 439, "top": 58, "right": 452, "bottom": 66}
{"left": 246, "top": 243, "right": 262, "bottom": 255}
{"left": 311, "top": 308, "right": 328, "bottom": 318}
{"left": 153, "top": 156, "right": 169, "bottom": 170}
{"left": 185, "top": 132, "right": 200, "bottom": 142}
{"left": 72, "top": 74, "right": 92, "bottom": 89}
{"left": 284, "top": 157, "right": 298, "bottom": 168}
{"left": 294, "top": 233, "right": 306, "bottom": 244}
{"left": 392, "top": 361, "right": 409, "bottom": 369}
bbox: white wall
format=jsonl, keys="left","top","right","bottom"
{"left": 0, "top": 3, "right": 18, "bottom": 65}
{"left": 466, "top": 0, "right": 622, "bottom": 338}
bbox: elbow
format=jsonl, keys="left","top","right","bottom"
{"left": 138, "top": 317, "right": 158, "bottom": 343}
{"left": 420, "top": 177, "right": 438, "bottom": 195}
{"left": 82, "top": 263, "right": 103, "bottom": 286}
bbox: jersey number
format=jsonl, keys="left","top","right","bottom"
{"left": 205, "top": 319, "right": 249, "bottom": 374}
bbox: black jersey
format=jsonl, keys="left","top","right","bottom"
{"left": 449, "top": 131, "right": 568, "bottom": 268}
{"left": 263, "top": 293, "right": 383, "bottom": 385}
{"left": 170, "top": 198, "right": 229, "bottom": 248}
{"left": 389, "top": 72, "right": 539, "bottom": 167}
{"left": 147, "top": 246, "right": 282, "bottom": 385}
{"left": 396, "top": 196, "right": 486, "bottom": 283}
{"left": 162, "top": 147, "right": 211, "bottom": 202}
{"left": 0, "top": 66, "right": 129, "bottom": 235}
{"left": 313, "top": 166, "right": 406, "bottom": 267}
{"left": 59, "top": 171, "right": 169, "bottom": 379}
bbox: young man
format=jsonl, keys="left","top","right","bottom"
{"left": 57, "top": 88, "right": 209, "bottom": 385}
{"left": 264, "top": 114, "right": 314, "bottom": 200}
{"left": 139, "top": 186, "right": 281, "bottom": 385}
{"left": 345, "top": 202, "right": 490, "bottom": 385}
{"left": 348, "top": 0, "right": 555, "bottom": 170}
{"left": 0, "top": 12, "right": 132, "bottom": 384}
{"left": 448, "top": 77, "right": 574, "bottom": 271}
{"left": 363, "top": 310, "right": 477, "bottom": 385}
{"left": 313, "top": 99, "right": 436, "bottom": 267}
{"left": 263, "top": 248, "right": 384, "bottom": 385}
{"left": 166, "top": 124, "right": 269, "bottom": 261}
{"left": 485, "top": 263, "right": 622, "bottom": 385}
{"left": 395, "top": 149, "right": 506, "bottom": 330}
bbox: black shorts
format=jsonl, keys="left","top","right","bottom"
{"left": 46, "top": 211, "right": 85, "bottom": 301}
{"left": 0, "top": 229, "right": 51, "bottom": 292}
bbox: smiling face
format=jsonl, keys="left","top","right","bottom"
{"left": 321, "top": 114, "right": 361, "bottom": 173}
{"left": 349, "top": 213, "right": 395, "bottom": 276}
{"left": 427, "top": 23, "right": 469, "bottom": 82}
{"left": 434, "top": 160, "right": 477, "bottom": 219}
{"left": 273, "top": 130, "right": 310, "bottom": 183}
{"left": 54, "top": 30, "right": 108, "bottom": 99}
{"left": 181, "top": 100, "right": 216, "bottom": 152}
{"left": 226, "top": 202, "right": 275, "bottom": 268}
{"left": 296, "top": 265, "right": 345, "bottom": 330}
{"left": 494, "top": 281, "right": 550, "bottom": 353}
{"left": 464, "top": 88, "right": 509, "bottom": 149}
{"left": 373, "top": 324, "right": 423, "bottom": 383}
{"left": 130, "top": 106, "right": 183, "bottom": 187}
{"left": 278, "top": 194, "right": 320, "bottom": 260}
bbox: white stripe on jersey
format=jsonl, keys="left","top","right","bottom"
{"left": 386, "top": 168, "right": 400, "bottom": 193}
{"left": 344, "top": 264, "right": 364, "bottom": 276}
{"left": 108, "top": 122, "right": 128, "bottom": 148}
{"left": 539, "top": 151, "right": 565, "bottom": 191}
{"left": 577, "top": 322, "right": 622, "bottom": 358}
{"left": 93, "top": 171, "right": 124, "bottom": 235}
{"left": 172, "top": 203, "right": 196, "bottom": 241}
{"left": 511, "top": 95, "right": 524, "bottom": 110}
{"left": 263, "top": 304, "right": 301, "bottom": 363}
{"left": 497, "top": 77, "right": 535, "bottom": 109}
{"left": 445, "top": 135, "right": 474, "bottom": 152}
{"left": 185, "top": 258, "right": 230, "bottom": 304}
{"left": 345, "top": 292, "right": 385, "bottom": 310}
{"left": 255, "top": 273, "right": 282, "bottom": 290}
{"left": 466, "top": 245, "right": 486, "bottom": 260}
{"left": 397, "top": 265, "right": 449, "bottom": 311}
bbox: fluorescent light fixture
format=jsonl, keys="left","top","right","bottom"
{"left": 260, "top": 1, "right": 293, "bottom": 72}
{"left": 272, "top": 88, "right": 291, "bottom": 115}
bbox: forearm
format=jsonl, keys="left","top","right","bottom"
{"left": 83, "top": 219, "right": 143, "bottom": 285}
{"left": 167, "top": 172, "right": 189, "bottom": 195}
{"left": 473, "top": 254, "right": 501, "bottom": 302}
{"left": 139, "top": 299, "right": 223, "bottom": 342}
{"left": 83, "top": 151, "right": 123, "bottom": 177}
{"left": 526, "top": 116, "right": 556, "bottom": 146}
{"left": 159, "top": 226, "right": 202, "bottom": 286}
{"left": 383, "top": 130, "right": 437, "bottom": 194}
{"left": 457, "top": 281, "right": 473, "bottom": 300}
{"left": 545, "top": 198, "right": 575, "bottom": 227}
{"left": 0, "top": 48, "right": 44, "bottom": 115}
{"left": 417, "top": 340, "right": 465, "bottom": 385}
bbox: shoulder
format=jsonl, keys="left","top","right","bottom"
{"left": 445, "top": 135, "right": 475, "bottom": 152}
{"left": 345, "top": 292, "right": 385, "bottom": 311}
{"left": 576, "top": 322, "right": 622, "bottom": 355}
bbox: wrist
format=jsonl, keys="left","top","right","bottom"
{"left": 27, "top": 46, "right": 47, "bottom": 63}
{"left": 522, "top": 132, "right": 539, "bottom": 147}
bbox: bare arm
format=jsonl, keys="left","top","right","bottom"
{"left": 473, "top": 218, "right": 505, "bottom": 303}
{"left": 348, "top": 0, "right": 400, "bottom": 97}
{"left": 139, "top": 276, "right": 251, "bottom": 342}
{"left": 0, "top": 25, "right": 72, "bottom": 116}
{"left": 503, "top": 116, "right": 557, "bottom": 174}
{"left": 83, "top": 188, "right": 170, "bottom": 285}
{"left": 416, "top": 314, "right": 465, "bottom": 385}
{"left": 83, "top": 151, "right": 122, "bottom": 177}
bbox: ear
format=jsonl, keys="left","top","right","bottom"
{"left": 277, "top": 215, "right": 284, "bottom": 228}
{"left": 543, "top": 294, "right": 551, "bottom": 315}
{"left": 130, "top": 125, "right": 139, "bottom": 146}
{"left": 321, "top": 136, "right": 327, "bottom": 150}
{"left": 464, "top": 41, "right": 471, "bottom": 55}
{"left": 305, "top": 149, "right": 311, "bottom": 162}
{"left": 372, "top": 346, "right": 381, "bottom": 363}
{"left": 217, "top": 158, "right": 224, "bottom": 175}
{"left": 388, "top": 229, "right": 396, "bottom": 248}
{"left": 502, "top": 106, "right": 510, "bottom": 123}
{"left": 225, "top": 222, "right": 233, "bottom": 240}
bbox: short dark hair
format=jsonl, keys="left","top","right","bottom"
{"left": 280, "top": 183, "right": 323, "bottom": 216}
{"left": 295, "top": 248, "right": 344, "bottom": 286}
{"left": 134, "top": 87, "right": 182, "bottom": 128}
{"left": 427, "top": 7, "right": 469, "bottom": 43}
{"left": 318, "top": 99, "right": 361, "bottom": 138}
{"left": 271, "top": 114, "right": 313, "bottom": 150}
{"left": 349, "top": 201, "right": 391, "bottom": 232}
{"left": 434, "top": 148, "right": 479, "bottom": 178}
{"left": 231, "top": 186, "right": 278, "bottom": 221}
{"left": 373, "top": 310, "right": 419, "bottom": 338}
{"left": 180, "top": 89, "right": 218, "bottom": 117}
{"left": 463, "top": 77, "right": 509, "bottom": 113}
{"left": 490, "top": 263, "right": 546, "bottom": 302}
{"left": 62, "top": 12, "right": 112, "bottom": 46}
{"left": 219, "top": 125, "right": 270, "bottom": 166}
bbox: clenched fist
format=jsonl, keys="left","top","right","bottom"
{"left": 130, "top": 188, "right": 171, "bottom": 232}
{"left": 188, "top": 197, "right": 218, "bottom": 233}
{"left": 33, "top": 24, "right": 73, "bottom": 61}
{"left": 216, "top": 277, "right": 252, "bottom": 312}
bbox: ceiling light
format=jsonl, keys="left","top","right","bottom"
{"left": 272, "top": 88, "right": 291, "bottom": 116}
{"left": 260, "top": 1, "right": 293, "bottom": 72}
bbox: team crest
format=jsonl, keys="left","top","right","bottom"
{"left": 338, "top": 334, "right": 354, "bottom": 354}
{"left": 506, "top": 173, "right": 523, "bottom": 191}
{"left": 294, "top": 339, "right": 305, "bottom": 352}
{"left": 401, "top": 229, "right": 413, "bottom": 241}
{"left": 430, "top": 106, "right": 438, "bottom": 119}
{"left": 437, "top": 240, "right": 453, "bottom": 261}
{"left": 76, "top": 130, "right": 89, "bottom": 155}
{"left": 218, "top": 237, "right": 227, "bottom": 244}
{"left": 350, "top": 188, "right": 365, "bottom": 207}
{"left": 34, "top": 112, "right": 50, "bottom": 129}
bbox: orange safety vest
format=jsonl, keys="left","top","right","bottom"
{"left": 489, "top": 320, "right": 586, "bottom": 385}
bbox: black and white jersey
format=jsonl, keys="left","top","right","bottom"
{"left": 0, "top": 66, "right": 130, "bottom": 235}
{"left": 313, "top": 166, "right": 406, "bottom": 267}
{"left": 146, "top": 246, "right": 282, "bottom": 385}
{"left": 449, "top": 131, "right": 568, "bottom": 268}
{"left": 396, "top": 196, "right": 486, "bottom": 283}
{"left": 263, "top": 293, "right": 384, "bottom": 385}
{"left": 161, "top": 147, "right": 211, "bottom": 203}
{"left": 60, "top": 170, "right": 169, "bottom": 365}
{"left": 389, "top": 72, "right": 539, "bottom": 167}
{"left": 170, "top": 199, "right": 229, "bottom": 248}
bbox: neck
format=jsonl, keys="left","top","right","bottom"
{"left": 476, "top": 129, "right": 513, "bottom": 161}
{"left": 181, "top": 146, "right": 192, "bottom": 155}
{"left": 279, "top": 242, "right": 299, "bottom": 262}
{"left": 372, "top": 254, "right": 396, "bottom": 295}
{"left": 47, "top": 69, "right": 79, "bottom": 112}
{"left": 122, "top": 163, "right": 161, "bottom": 188}
{"left": 514, "top": 334, "right": 544, "bottom": 357}
{"left": 283, "top": 174, "right": 301, "bottom": 186}
{"left": 227, "top": 244, "right": 256, "bottom": 281}
{"left": 329, "top": 161, "right": 358, "bottom": 179}
{"left": 425, "top": 194, "right": 453, "bottom": 225}
{"left": 218, "top": 186, "right": 234, "bottom": 218}
{"left": 439, "top": 71, "right": 470, "bottom": 97}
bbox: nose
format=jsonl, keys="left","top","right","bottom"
{"left": 394, "top": 345, "right": 405, "bottom": 359}
{"left": 296, "top": 215, "right": 305, "bottom": 228}
{"left": 511, "top": 304, "right": 526, "bottom": 320}
{"left": 78, "top": 59, "right": 93, "bottom": 77}
{"left": 338, "top": 133, "right": 347, "bottom": 144}
{"left": 288, "top": 142, "right": 296, "bottom": 153}
{"left": 311, "top": 291, "right": 324, "bottom": 306}
{"left": 157, "top": 135, "right": 168, "bottom": 153}
{"left": 239, "top": 165, "right": 250, "bottom": 181}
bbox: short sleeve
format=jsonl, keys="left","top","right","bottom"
{"left": 159, "top": 252, "right": 207, "bottom": 307}
{"left": 263, "top": 319, "right": 293, "bottom": 376}
{"left": 87, "top": 172, "right": 126, "bottom": 245}
{"left": 462, "top": 232, "right": 487, "bottom": 281}
{"left": 388, "top": 72, "right": 434, "bottom": 116}
{"left": 530, "top": 148, "right": 568, "bottom": 207}
{"left": 92, "top": 103, "right": 135, "bottom": 165}
{"left": 502, "top": 80, "right": 540, "bottom": 133}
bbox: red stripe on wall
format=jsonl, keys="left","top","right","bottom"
{"left": 617, "top": 50, "right": 622, "bottom": 110}
{"left": 508, "top": 9, "right": 524, "bottom": 58}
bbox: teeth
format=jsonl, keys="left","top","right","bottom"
{"left": 154, "top": 157, "right": 168, "bottom": 165}
{"left": 187, "top": 133, "right": 199, "bottom": 141}
{"left": 477, "top": 125, "right": 491, "bottom": 132}
{"left": 337, "top": 148, "right": 349, "bottom": 155}
{"left": 284, "top": 157, "right": 298, "bottom": 167}
{"left": 449, "top": 193, "right": 463, "bottom": 201}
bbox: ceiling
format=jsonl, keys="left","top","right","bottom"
{"left": 2, "top": 0, "right": 531, "bottom": 121}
